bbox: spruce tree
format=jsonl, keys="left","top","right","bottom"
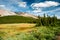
{"left": 43, "top": 14, "right": 46, "bottom": 26}
{"left": 47, "top": 14, "right": 50, "bottom": 26}
{"left": 53, "top": 15, "right": 57, "bottom": 26}
{"left": 36, "top": 15, "right": 41, "bottom": 26}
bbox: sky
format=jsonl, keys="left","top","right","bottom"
{"left": 0, "top": 0, "right": 60, "bottom": 18}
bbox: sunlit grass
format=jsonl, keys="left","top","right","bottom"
{"left": 0, "top": 23, "right": 60, "bottom": 40}
{"left": 0, "top": 23, "right": 36, "bottom": 35}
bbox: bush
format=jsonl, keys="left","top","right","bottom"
{"left": 5, "top": 33, "right": 38, "bottom": 40}
{"left": 5, "top": 26, "right": 60, "bottom": 40}
{"left": 1, "top": 26, "right": 60, "bottom": 40}
{"left": 0, "top": 32, "right": 6, "bottom": 40}
{"left": 31, "top": 27, "right": 55, "bottom": 40}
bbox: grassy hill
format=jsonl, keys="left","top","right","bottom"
{"left": 0, "top": 16, "right": 37, "bottom": 24}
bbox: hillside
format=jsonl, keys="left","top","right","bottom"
{"left": 17, "top": 12, "right": 38, "bottom": 19}
{"left": 0, "top": 16, "right": 37, "bottom": 24}
{"left": 0, "top": 10, "right": 38, "bottom": 19}
{"left": 0, "top": 10, "right": 38, "bottom": 24}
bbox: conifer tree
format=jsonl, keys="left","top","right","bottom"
{"left": 43, "top": 14, "right": 46, "bottom": 26}
{"left": 47, "top": 14, "right": 50, "bottom": 26}
{"left": 36, "top": 15, "right": 42, "bottom": 26}
{"left": 53, "top": 15, "right": 57, "bottom": 26}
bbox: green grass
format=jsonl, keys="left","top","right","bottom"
{"left": 0, "top": 26, "right": 60, "bottom": 40}
{"left": 0, "top": 16, "right": 37, "bottom": 24}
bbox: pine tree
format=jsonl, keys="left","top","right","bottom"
{"left": 36, "top": 15, "right": 42, "bottom": 26}
{"left": 53, "top": 15, "right": 57, "bottom": 26}
{"left": 43, "top": 14, "right": 46, "bottom": 26}
{"left": 47, "top": 14, "right": 50, "bottom": 26}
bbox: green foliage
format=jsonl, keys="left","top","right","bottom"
{"left": 5, "top": 33, "right": 38, "bottom": 40}
{"left": 5, "top": 26, "right": 60, "bottom": 40}
{"left": 31, "top": 27, "right": 56, "bottom": 40}
{"left": 0, "top": 26, "right": 60, "bottom": 40}
{"left": 0, "top": 32, "right": 6, "bottom": 40}
{"left": 36, "top": 14, "right": 58, "bottom": 26}
{"left": 0, "top": 36, "right": 3, "bottom": 40}
{"left": 57, "top": 19, "right": 60, "bottom": 26}
{"left": 35, "top": 16, "right": 42, "bottom": 26}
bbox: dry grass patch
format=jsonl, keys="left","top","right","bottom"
{"left": 0, "top": 23, "right": 36, "bottom": 35}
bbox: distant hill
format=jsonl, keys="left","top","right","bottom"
{"left": 17, "top": 12, "right": 38, "bottom": 19}
{"left": 0, "top": 10, "right": 38, "bottom": 24}
{"left": 0, "top": 10, "right": 16, "bottom": 16}
{"left": 0, "top": 10, "right": 38, "bottom": 19}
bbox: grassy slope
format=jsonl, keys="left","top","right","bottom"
{"left": 0, "top": 16, "right": 37, "bottom": 24}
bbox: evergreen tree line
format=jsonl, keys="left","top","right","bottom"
{"left": 36, "top": 14, "right": 57, "bottom": 26}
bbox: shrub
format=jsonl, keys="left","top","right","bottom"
{"left": 31, "top": 27, "right": 55, "bottom": 40}
{"left": 5, "top": 33, "right": 38, "bottom": 40}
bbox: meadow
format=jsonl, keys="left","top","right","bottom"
{"left": 0, "top": 15, "right": 60, "bottom": 40}
{"left": 0, "top": 23, "right": 60, "bottom": 40}
{"left": 0, "top": 23, "right": 35, "bottom": 35}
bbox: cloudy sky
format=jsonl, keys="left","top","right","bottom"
{"left": 0, "top": 0, "right": 60, "bottom": 18}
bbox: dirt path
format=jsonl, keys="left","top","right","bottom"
{"left": 56, "top": 36, "right": 60, "bottom": 40}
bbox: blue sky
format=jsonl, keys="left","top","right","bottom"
{"left": 0, "top": 0, "right": 60, "bottom": 18}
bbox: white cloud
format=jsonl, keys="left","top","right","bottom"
{"left": 0, "top": 5, "right": 5, "bottom": 8}
{"left": 32, "top": 9, "right": 42, "bottom": 13}
{"left": 30, "top": 1, "right": 60, "bottom": 16}
{"left": 0, "top": 5, "right": 10, "bottom": 11}
{"left": 18, "top": 2, "right": 27, "bottom": 8}
{"left": 55, "top": 15, "right": 60, "bottom": 19}
{"left": 31, "top": 1, "right": 59, "bottom": 9}
{"left": 0, "top": 5, "right": 6, "bottom": 10}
